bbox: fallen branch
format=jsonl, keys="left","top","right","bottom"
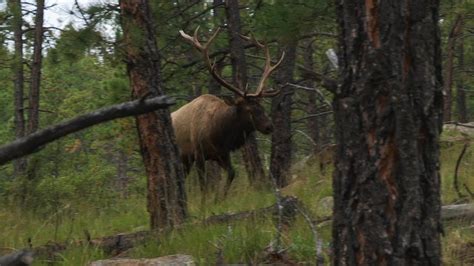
{"left": 441, "top": 204, "right": 474, "bottom": 220}
{"left": 0, "top": 250, "right": 34, "bottom": 265}
{"left": 444, "top": 121, "right": 474, "bottom": 129}
{"left": 203, "top": 196, "right": 301, "bottom": 225}
{"left": 0, "top": 96, "right": 175, "bottom": 165}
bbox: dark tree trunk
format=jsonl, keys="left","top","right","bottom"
{"left": 443, "top": 14, "right": 463, "bottom": 122}
{"left": 332, "top": 1, "right": 443, "bottom": 264}
{"left": 270, "top": 43, "right": 297, "bottom": 188}
{"left": 206, "top": 62, "right": 223, "bottom": 188}
{"left": 302, "top": 40, "right": 320, "bottom": 153}
{"left": 119, "top": 0, "right": 187, "bottom": 229}
{"left": 225, "top": 0, "right": 265, "bottom": 184}
{"left": 9, "top": 0, "right": 27, "bottom": 177}
{"left": 455, "top": 15, "right": 467, "bottom": 123}
{"left": 27, "top": 0, "right": 44, "bottom": 134}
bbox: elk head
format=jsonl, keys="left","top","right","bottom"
{"left": 179, "top": 27, "right": 285, "bottom": 135}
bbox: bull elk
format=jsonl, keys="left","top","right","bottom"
{"left": 173, "top": 27, "right": 285, "bottom": 196}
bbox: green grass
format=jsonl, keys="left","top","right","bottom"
{"left": 0, "top": 197, "right": 149, "bottom": 250}
{"left": 0, "top": 130, "right": 473, "bottom": 265}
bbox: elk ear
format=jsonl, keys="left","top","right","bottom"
{"left": 221, "top": 95, "right": 236, "bottom": 106}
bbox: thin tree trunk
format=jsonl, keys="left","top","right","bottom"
{"left": 206, "top": 59, "right": 223, "bottom": 189}
{"left": 302, "top": 40, "right": 320, "bottom": 153}
{"left": 270, "top": 42, "right": 297, "bottom": 188}
{"left": 455, "top": 15, "right": 467, "bottom": 123}
{"left": 443, "top": 14, "right": 463, "bottom": 122}
{"left": 225, "top": 0, "right": 265, "bottom": 184}
{"left": 333, "top": 1, "right": 443, "bottom": 264}
{"left": 27, "top": 0, "right": 44, "bottom": 134}
{"left": 9, "top": 0, "right": 27, "bottom": 177}
{"left": 119, "top": 0, "right": 187, "bottom": 229}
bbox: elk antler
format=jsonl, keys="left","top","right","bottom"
{"left": 180, "top": 28, "right": 285, "bottom": 98}
{"left": 239, "top": 34, "right": 286, "bottom": 97}
{"left": 179, "top": 27, "right": 246, "bottom": 97}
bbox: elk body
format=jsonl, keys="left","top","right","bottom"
{"left": 174, "top": 28, "right": 284, "bottom": 195}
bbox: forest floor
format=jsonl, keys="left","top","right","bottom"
{"left": 0, "top": 126, "right": 473, "bottom": 265}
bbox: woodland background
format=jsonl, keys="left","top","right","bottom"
{"left": 0, "top": 0, "right": 473, "bottom": 265}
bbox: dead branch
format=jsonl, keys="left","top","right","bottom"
{"left": 444, "top": 121, "right": 474, "bottom": 129}
{"left": 295, "top": 205, "right": 325, "bottom": 265}
{"left": 297, "top": 65, "right": 338, "bottom": 93}
{"left": 454, "top": 143, "right": 469, "bottom": 199}
{"left": 0, "top": 96, "right": 175, "bottom": 165}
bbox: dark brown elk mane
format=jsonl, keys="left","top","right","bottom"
{"left": 174, "top": 27, "right": 284, "bottom": 196}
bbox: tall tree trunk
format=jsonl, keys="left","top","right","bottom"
{"left": 9, "top": 0, "right": 26, "bottom": 178}
{"left": 27, "top": 0, "right": 44, "bottom": 134}
{"left": 302, "top": 40, "right": 320, "bottom": 153}
{"left": 443, "top": 14, "right": 463, "bottom": 122}
{"left": 332, "top": 1, "right": 443, "bottom": 264}
{"left": 270, "top": 42, "right": 296, "bottom": 188}
{"left": 119, "top": 0, "right": 187, "bottom": 229}
{"left": 206, "top": 59, "right": 223, "bottom": 189}
{"left": 455, "top": 15, "right": 467, "bottom": 123}
{"left": 225, "top": 0, "right": 265, "bottom": 184}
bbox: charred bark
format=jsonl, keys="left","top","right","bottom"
{"left": 333, "top": 0, "right": 443, "bottom": 264}
{"left": 270, "top": 42, "right": 297, "bottom": 188}
{"left": 225, "top": 0, "right": 266, "bottom": 184}
{"left": 120, "top": 0, "right": 187, "bottom": 229}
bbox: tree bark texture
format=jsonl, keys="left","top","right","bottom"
{"left": 333, "top": 0, "right": 443, "bottom": 265}
{"left": 9, "top": 0, "right": 27, "bottom": 177}
{"left": 455, "top": 15, "right": 467, "bottom": 123}
{"left": 120, "top": 0, "right": 187, "bottom": 229}
{"left": 270, "top": 43, "right": 297, "bottom": 188}
{"left": 225, "top": 0, "right": 266, "bottom": 184}
{"left": 27, "top": 0, "right": 44, "bottom": 134}
{"left": 443, "top": 14, "right": 463, "bottom": 122}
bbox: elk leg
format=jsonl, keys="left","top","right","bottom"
{"left": 218, "top": 154, "right": 235, "bottom": 197}
{"left": 181, "top": 155, "right": 193, "bottom": 175}
{"left": 195, "top": 157, "right": 207, "bottom": 196}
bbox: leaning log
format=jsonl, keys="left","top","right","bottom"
{"left": 0, "top": 96, "right": 175, "bottom": 165}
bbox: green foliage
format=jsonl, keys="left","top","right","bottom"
{"left": 250, "top": 0, "right": 333, "bottom": 42}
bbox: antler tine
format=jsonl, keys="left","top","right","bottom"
{"left": 247, "top": 49, "right": 286, "bottom": 97}
{"left": 180, "top": 27, "right": 246, "bottom": 97}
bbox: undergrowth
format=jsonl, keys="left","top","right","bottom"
{"left": 0, "top": 129, "right": 472, "bottom": 265}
